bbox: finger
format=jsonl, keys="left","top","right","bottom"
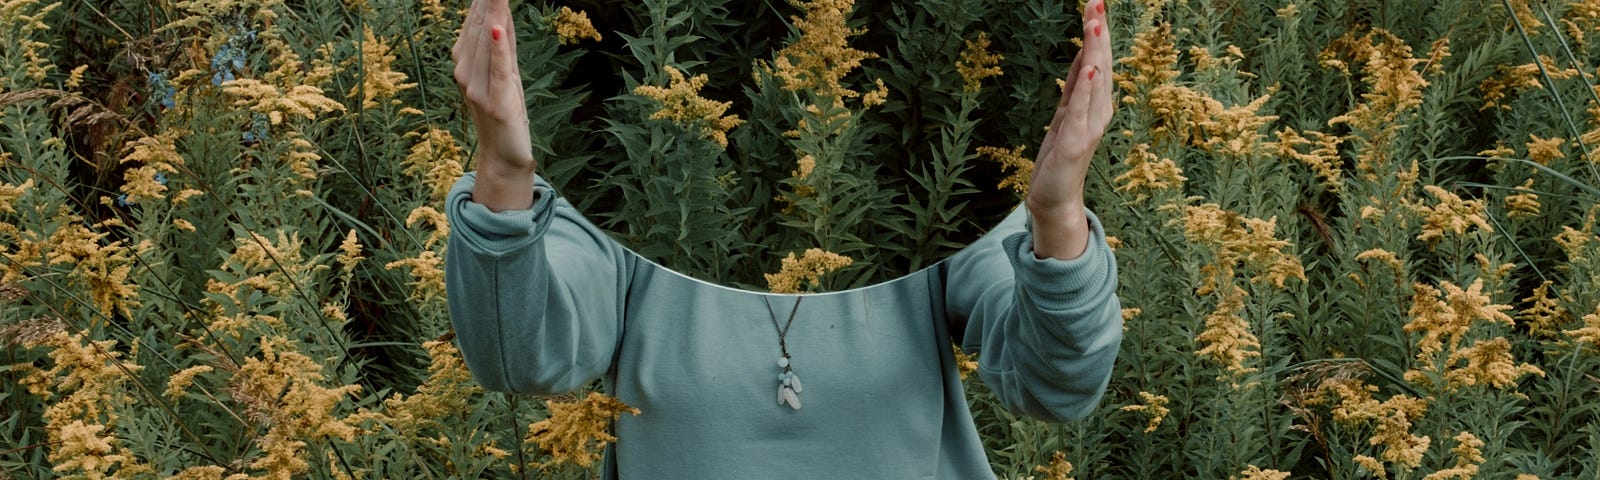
{"left": 453, "top": 0, "right": 483, "bottom": 61}
{"left": 468, "top": 11, "right": 494, "bottom": 100}
{"left": 1087, "top": 1, "right": 1115, "bottom": 127}
{"left": 1066, "top": 64, "right": 1096, "bottom": 131}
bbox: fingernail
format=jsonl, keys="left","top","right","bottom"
{"left": 1097, "top": 1, "right": 1105, "bottom": 15}
{"left": 1094, "top": 24, "right": 1102, "bottom": 37}
{"left": 492, "top": 26, "right": 502, "bottom": 41}
{"left": 1088, "top": 67, "right": 1097, "bottom": 81}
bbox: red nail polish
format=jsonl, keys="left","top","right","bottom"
{"left": 1088, "top": 68, "right": 1096, "bottom": 81}
{"left": 1094, "top": 24, "right": 1102, "bottom": 36}
{"left": 1097, "top": 1, "right": 1105, "bottom": 14}
{"left": 492, "top": 27, "right": 502, "bottom": 41}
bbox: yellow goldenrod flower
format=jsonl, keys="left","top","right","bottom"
{"left": 1119, "top": 391, "right": 1170, "bottom": 433}
{"left": 1035, "top": 451, "right": 1075, "bottom": 480}
{"left": 406, "top": 205, "right": 450, "bottom": 249}
{"left": 64, "top": 64, "right": 88, "bottom": 90}
{"left": 1525, "top": 134, "right": 1565, "bottom": 165}
{"left": 119, "top": 131, "right": 186, "bottom": 204}
{"left": 764, "top": 248, "right": 853, "bottom": 293}
{"left": 0, "top": 179, "right": 35, "bottom": 214}
{"left": 552, "top": 6, "right": 603, "bottom": 45}
{"left": 1233, "top": 465, "right": 1290, "bottom": 480}
{"left": 1567, "top": 304, "right": 1600, "bottom": 351}
{"left": 766, "top": 0, "right": 878, "bottom": 103}
{"left": 1505, "top": 179, "right": 1541, "bottom": 218}
{"left": 634, "top": 66, "right": 745, "bottom": 148}
{"left": 1274, "top": 128, "right": 1344, "bottom": 192}
{"left": 403, "top": 127, "right": 468, "bottom": 203}
{"left": 230, "top": 336, "right": 363, "bottom": 477}
{"left": 223, "top": 78, "right": 346, "bottom": 126}
{"left": 336, "top": 229, "right": 365, "bottom": 274}
{"left": 1195, "top": 285, "right": 1261, "bottom": 376}
{"left": 386, "top": 251, "right": 446, "bottom": 303}
{"left": 976, "top": 145, "right": 1033, "bottom": 197}
{"left": 1478, "top": 55, "right": 1579, "bottom": 110}
{"left": 1442, "top": 337, "right": 1544, "bottom": 390}
{"left": 1319, "top": 377, "right": 1430, "bottom": 469}
{"left": 861, "top": 78, "right": 889, "bottom": 107}
{"left": 1413, "top": 185, "right": 1492, "bottom": 243}
{"left": 1353, "top": 454, "right": 1387, "bottom": 479}
{"left": 956, "top": 32, "right": 1003, "bottom": 92}
{"left": 1519, "top": 281, "right": 1569, "bottom": 338}
{"left": 1355, "top": 248, "right": 1405, "bottom": 273}
{"left": 952, "top": 344, "right": 978, "bottom": 380}
{"left": 1114, "top": 143, "right": 1186, "bottom": 202}
{"left": 525, "top": 392, "right": 641, "bottom": 470}
{"left": 1420, "top": 432, "right": 1485, "bottom": 480}
{"left": 348, "top": 26, "right": 417, "bottom": 110}
{"left": 364, "top": 340, "right": 482, "bottom": 436}
{"left": 1116, "top": 23, "right": 1179, "bottom": 94}
{"left": 165, "top": 365, "right": 214, "bottom": 400}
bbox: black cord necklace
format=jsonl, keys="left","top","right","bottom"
{"left": 763, "top": 296, "right": 804, "bottom": 410}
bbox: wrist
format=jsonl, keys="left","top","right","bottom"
{"left": 1027, "top": 200, "right": 1090, "bottom": 261}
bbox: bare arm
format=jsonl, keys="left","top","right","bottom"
{"left": 452, "top": 0, "right": 537, "bottom": 212}
{"left": 1027, "top": 0, "right": 1116, "bottom": 260}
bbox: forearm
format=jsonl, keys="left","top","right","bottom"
{"left": 1027, "top": 200, "right": 1091, "bottom": 261}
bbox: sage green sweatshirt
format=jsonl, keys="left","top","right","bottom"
{"left": 445, "top": 173, "right": 1122, "bottom": 479}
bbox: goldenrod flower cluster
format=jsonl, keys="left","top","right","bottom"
{"left": 1314, "top": 377, "right": 1431, "bottom": 473}
{"left": 1504, "top": 179, "right": 1542, "bottom": 218}
{"left": 635, "top": 65, "right": 745, "bottom": 148}
{"left": 228, "top": 336, "right": 363, "bottom": 477}
{"left": 764, "top": 248, "right": 854, "bottom": 293}
{"left": 1034, "top": 451, "right": 1074, "bottom": 480}
{"left": 552, "top": 6, "right": 603, "bottom": 45}
{"left": 525, "top": 392, "right": 641, "bottom": 470}
{"left": 956, "top": 32, "right": 1003, "bottom": 92}
{"left": 1411, "top": 186, "right": 1492, "bottom": 244}
{"left": 0, "top": 0, "right": 60, "bottom": 85}
{"left": 1518, "top": 281, "right": 1569, "bottom": 338}
{"left": 10, "top": 321, "right": 152, "bottom": 478}
{"left": 1420, "top": 432, "right": 1485, "bottom": 480}
{"left": 223, "top": 78, "right": 346, "bottom": 126}
{"left": 1274, "top": 128, "right": 1344, "bottom": 193}
{"left": 349, "top": 26, "right": 417, "bottom": 110}
{"left": 767, "top": 0, "right": 877, "bottom": 104}
{"left": 1179, "top": 203, "right": 1305, "bottom": 376}
{"left": 977, "top": 145, "right": 1033, "bottom": 197}
{"left": 1114, "top": 143, "right": 1186, "bottom": 202}
{"left": 403, "top": 127, "right": 467, "bottom": 203}
{"left": 386, "top": 250, "right": 446, "bottom": 304}
{"left": 1233, "top": 466, "right": 1290, "bottom": 480}
{"left": 1118, "top": 391, "right": 1170, "bottom": 433}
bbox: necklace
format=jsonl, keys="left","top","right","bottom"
{"left": 763, "top": 296, "right": 804, "bottom": 410}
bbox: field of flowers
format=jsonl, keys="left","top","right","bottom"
{"left": 3, "top": 0, "right": 1600, "bottom": 478}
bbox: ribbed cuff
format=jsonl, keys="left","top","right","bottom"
{"left": 1001, "top": 209, "right": 1114, "bottom": 306}
{"left": 446, "top": 172, "right": 557, "bottom": 255}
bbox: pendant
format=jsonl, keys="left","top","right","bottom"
{"left": 777, "top": 358, "right": 802, "bottom": 410}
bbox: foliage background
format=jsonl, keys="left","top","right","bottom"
{"left": 3, "top": 0, "right": 1600, "bottom": 478}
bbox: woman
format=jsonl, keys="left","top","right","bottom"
{"left": 445, "top": 0, "right": 1122, "bottom": 477}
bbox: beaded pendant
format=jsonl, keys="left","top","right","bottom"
{"left": 776, "top": 356, "right": 803, "bottom": 410}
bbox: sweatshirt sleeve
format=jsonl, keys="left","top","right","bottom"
{"left": 445, "top": 172, "right": 631, "bottom": 396}
{"left": 944, "top": 206, "right": 1122, "bottom": 422}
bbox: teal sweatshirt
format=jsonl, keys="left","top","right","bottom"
{"left": 445, "top": 173, "right": 1123, "bottom": 479}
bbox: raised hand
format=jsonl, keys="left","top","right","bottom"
{"left": 452, "top": 0, "right": 536, "bottom": 211}
{"left": 1028, "top": 0, "right": 1116, "bottom": 260}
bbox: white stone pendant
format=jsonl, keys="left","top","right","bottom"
{"left": 777, "top": 358, "right": 802, "bottom": 410}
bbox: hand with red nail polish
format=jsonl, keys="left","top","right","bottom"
{"left": 452, "top": 0, "right": 536, "bottom": 212}
{"left": 1027, "top": 0, "right": 1116, "bottom": 260}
